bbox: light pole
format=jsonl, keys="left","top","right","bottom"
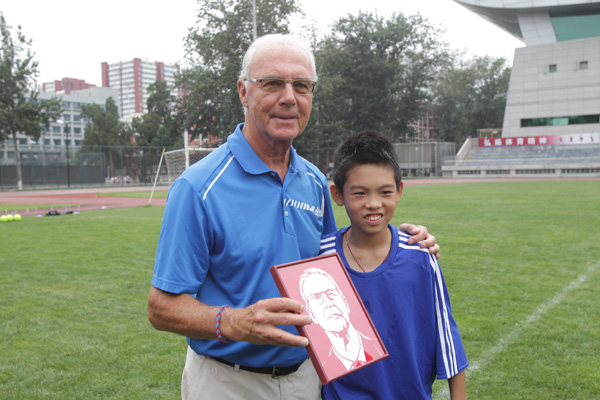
{"left": 252, "top": 0, "right": 257, "bottom": 40}
{"left": 57, "top": 119, "right": 71, "bottom": 187}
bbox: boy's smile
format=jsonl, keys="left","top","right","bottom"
{"left": 331, "top": 163, "right": 403, "bottom": 239}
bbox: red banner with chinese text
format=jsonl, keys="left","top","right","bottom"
{"left": 478, "top": 134, "right": 600, "bottom": 147}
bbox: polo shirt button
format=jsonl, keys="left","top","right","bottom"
{"left": 285, "top": 211, "right": 289, "bottom": 217}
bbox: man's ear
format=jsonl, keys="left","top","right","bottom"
{"left": 330, "top": 184, "right": 344, "bottom": 206}
{"left": 238, "top": 80, "right": 248, "bottom": 108}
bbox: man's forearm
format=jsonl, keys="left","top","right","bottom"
{"left": 147, "top": 286, "right": 312, "bottom": 347}
{"left": 147, "top": 286, "right": 219, "bottom": 339}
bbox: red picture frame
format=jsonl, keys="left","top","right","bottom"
{"left": 270, "top": 253, "right": 388, "bottom": 384}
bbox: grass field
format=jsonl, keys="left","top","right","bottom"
{"left": 1, "top": 180, "right": 599, "bottom": 399}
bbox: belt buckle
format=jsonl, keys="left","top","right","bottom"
{"left": 271, "top": 367, "right": 281, "bottom": 379}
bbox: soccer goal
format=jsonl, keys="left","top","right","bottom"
{"left": 163, "top": 147, "right": 215, "bottom": 184}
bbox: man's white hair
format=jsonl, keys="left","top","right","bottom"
{"left": 239, "top": 34, "right": 318, "bottom": 85}
{"left": 299, "top": 267, "right": 343, "bottom": 304}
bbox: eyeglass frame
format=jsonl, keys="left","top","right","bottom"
{"left": 243, "top": 77, "right": 317, "bottom": 94}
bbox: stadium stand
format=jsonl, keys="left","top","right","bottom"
{"left": 442, "top": 138, "right": 600, "bottom": 178}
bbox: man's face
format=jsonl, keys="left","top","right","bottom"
{"left": 238, "top": 45, "right": 313, "bottom": 146}
{"left": 302, "top": 273, "right": 350, "bottom": 334}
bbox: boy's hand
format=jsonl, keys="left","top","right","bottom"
{"left": 398, "top": 223, "right": 440, "bottom": 259}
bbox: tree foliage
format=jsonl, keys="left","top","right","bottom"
{"left": 81, "top": 97, "right": 133, "bottom": 177}
{"left": 132, "top": 80, "right": 184, "bottom": 148}
{"left": 294, "top": 12, "right": 449, "bottom": 161}
{"left": 0, "top": 12, "right": 61, "bottom": 189}
{"left": 179, "top": 0, "right": 301, "bottom": 141}
{"left": 432, "top": 55, "right": 511, "bottom": 145}
{"left": 131, "top": 80, "right": 185, "bottom": 182}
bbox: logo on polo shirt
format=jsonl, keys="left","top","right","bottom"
{"left": 284, "top": 197, "right": 324, "bottom": 217}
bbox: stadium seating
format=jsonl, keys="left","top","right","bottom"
{"left": 442, "top": 139, "right": 600, "bottom": 178}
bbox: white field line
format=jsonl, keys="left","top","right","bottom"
{"left": 434, "top": 260, "right": 600, "bottom": 400}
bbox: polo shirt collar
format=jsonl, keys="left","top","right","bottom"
{"left": 227, "top": 123, "right": 308, "bottom": 175}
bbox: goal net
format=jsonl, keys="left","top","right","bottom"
{"left": 163, "top": 147, "right": 215, "bottom": 184}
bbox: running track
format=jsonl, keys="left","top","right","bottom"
{"left": 1, "top": 177, "right": 598, "bottom": 216}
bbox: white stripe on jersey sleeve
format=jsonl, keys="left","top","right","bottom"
{"left": 397, "top": 229, "right": 430, "bottom": 254}
{"left": 319, "top": 236, "right": 336, "bottom": 255}
{"left": 429, "top": 253, "right": 459, "bottom": 378}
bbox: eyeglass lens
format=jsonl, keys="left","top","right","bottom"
{"left": 258, "top": 78, "right": 315, "bottom": 94}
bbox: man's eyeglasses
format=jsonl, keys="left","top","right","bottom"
{"left": 244, "top": 78, "right": 317, "bottom": 95}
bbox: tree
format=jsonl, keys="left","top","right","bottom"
{"left": 433, "top": 55, "right": 511, "bottom": 145}
{"left": 81, "top": 97, "right": 133, "bottom": 178}
{"left": 298, "top": 12, "right": 448, "bottom": 150}
{"left": 132, "top": 80, "right": 185, "bottom": 182}
{"left": 0, "top": 12, "right": 62, "bottom": 189}
{"left": 179, "top": 0, "right": 301, "bottom": 142}
{"left": 132, "top": 80, "right": 184, "bottom": 148}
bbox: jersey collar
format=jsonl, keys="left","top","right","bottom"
{"left": 227, "top": 123, "right": 307, "bottom": 175}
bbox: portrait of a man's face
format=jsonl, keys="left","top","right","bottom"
{"left": 300, "top": 270, "right": 350, "bottom": 334}
{"left": 271, "top": 254, "right": 388, "bottom": 384}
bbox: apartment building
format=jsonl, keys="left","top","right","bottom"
{"left": 101, "top": 58, "right": 180, "bottom": 122}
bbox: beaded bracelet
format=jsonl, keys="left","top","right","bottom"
{"left": 215, "top": 305, "right": 230, "bottom": 343}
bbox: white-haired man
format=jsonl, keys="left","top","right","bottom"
{"left": 147, "top": 34, "right": 439, "bottom": 399}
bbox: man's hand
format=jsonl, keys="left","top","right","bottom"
{"left": 220, "top": 298, "right": 312, "bottom": 347}
{"left": 398, "top": 223, "right": 440, "bottom": 259}
{"left": 148, "top": 287, "right": 311, "bottom": 347}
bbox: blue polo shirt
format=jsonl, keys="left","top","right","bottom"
{"left": 152, "top": 123, "right": 337, "bottom": 367}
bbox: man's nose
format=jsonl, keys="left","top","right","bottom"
{"left": 278, "top": 82, "right": 297, "bottom": 104}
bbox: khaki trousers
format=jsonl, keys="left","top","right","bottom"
{"left": 181, "top": 347, "right": 321, "bottom": 400}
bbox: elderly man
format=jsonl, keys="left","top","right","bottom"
{"left": 147, "top": 34, "right": 439, "bottom": 400}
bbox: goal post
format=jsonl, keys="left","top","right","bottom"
{"left": 163, "top": 147, "right": 215, "bottom": 184}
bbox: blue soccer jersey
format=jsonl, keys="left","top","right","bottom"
{"left": 152, "top": 124, "right": 337, "bottom": 367}
{"left": 319, "top": 225, "right": 468, "bottom": 399}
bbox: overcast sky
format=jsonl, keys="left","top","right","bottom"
{"left": 1, "top": 0, "right": 524, "bottom": 86}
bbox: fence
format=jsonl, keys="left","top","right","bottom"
{"left": 394, "top": 142, "right": 456, "bottom": 178}
{"left": 0, "top": 144, "right": 176, "bottom": 190}
{"left": 1, "top": 140, "right": 456, "bottom": 191}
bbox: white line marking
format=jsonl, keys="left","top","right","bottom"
{"left": 434, "top": 260, "right": 599, "bottom": 399}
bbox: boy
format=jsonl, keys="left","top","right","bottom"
{"left": 319, "top": 131, "right": 468, "bottom": 399}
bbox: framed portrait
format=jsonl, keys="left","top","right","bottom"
{"left": 270, "top": 253, "right": 388, "bottom": 384}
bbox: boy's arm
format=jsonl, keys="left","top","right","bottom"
{"left": 448, "top": 370, "right": 467, "bottom": 400}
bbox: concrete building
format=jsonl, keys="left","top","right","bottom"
{"left": 42, "top": 77, "right": 96, "bottom": 94}
{"left": 441, "top": 1, "right": 600, "bottom": 178}
{"left": 454, "top": 0, "right": 600, "bottom": 139}
{"left": 2, "top": 87, "right": 119, "bottom": 153}
{"left": 0, "top": 87, "right": 120, "bottom": 188}
{"left": 101, "top": 58, "right": 180, "bottom": 122}
{"left": 42, "top": 87, "right": 119, "bottom": 149}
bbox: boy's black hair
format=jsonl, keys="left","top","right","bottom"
{"left": 332, "top": 130, "right": 402, "bottom": 192}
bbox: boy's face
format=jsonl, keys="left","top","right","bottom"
{"left": 330, "top": 164, "right": 403, "bottom": 237}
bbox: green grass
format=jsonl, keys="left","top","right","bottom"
{"left": 1, "top": 180, "right": 599, "bottom": 399}
{"left": 0, "top": 207, "right": 184, "bottom": 399}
